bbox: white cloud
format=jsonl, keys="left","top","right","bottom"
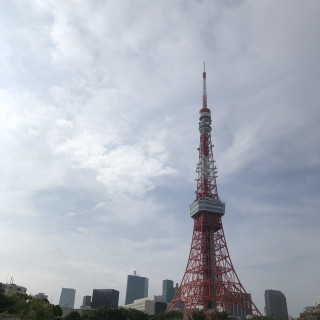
{"left": 48, "top": 118, "right": 176, "bottom": 197}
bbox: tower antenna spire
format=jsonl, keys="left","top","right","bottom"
{"left": 202, "top": 61, "right": 207, "bottom": 108}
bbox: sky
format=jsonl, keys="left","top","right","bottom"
{"left": 0, "top": 0, "right": 319, "bottom": 317}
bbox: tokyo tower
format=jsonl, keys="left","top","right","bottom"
{"left": 167, "top": 65, "right": 262, "bottom": 317}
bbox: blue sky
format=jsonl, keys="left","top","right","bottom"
{"left": 0, "top": 0, "right": 319, "bottom": 317}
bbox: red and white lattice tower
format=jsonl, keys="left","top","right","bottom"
{"left": 167, "top": 65, "right": 262, "bottom": 317}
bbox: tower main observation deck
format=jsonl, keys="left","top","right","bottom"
{"left": 166, "top": 66, "right": 262, "bottom": 317}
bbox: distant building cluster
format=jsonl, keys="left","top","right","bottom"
{"left": 3, "top": 277, "right": 319, "bottom": 319}
{"left": 298, "top": 303, "right": 320, "bottom": 320}
{"left": 0, "top": 272, "right": 179, "bottom": 316}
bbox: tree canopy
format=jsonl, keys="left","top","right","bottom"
{"left": 0, "top": 291, "right": 281, "bottom": 320}
{"left": 0, "top": 289, "right": 62, "bottom": 320}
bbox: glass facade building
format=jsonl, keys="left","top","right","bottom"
{"left": 125, "top": 273, "right": 148, "bottom": 305}
{"left": 59, "top": 288, "right": 76, "bottom": 309}
{"left": 162, "top": 280, "right": 177, "bottom": 303}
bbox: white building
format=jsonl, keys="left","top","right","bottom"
{"left": 124, "top": 295, "right": 167, "bottom": 315}
{"left": 2, "top": 283, "right": 27, "bottom": 295}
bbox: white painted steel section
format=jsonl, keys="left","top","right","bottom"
{"left": 189, "top": 200, "right": 225, "bottom": 217}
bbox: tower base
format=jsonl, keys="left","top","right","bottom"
{"left": 167, "top": 211, "right": 261, "bottom": 317}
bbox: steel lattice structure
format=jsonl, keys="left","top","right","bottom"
{"left": 166, "top": 65, "right": 262, "bottom": 317}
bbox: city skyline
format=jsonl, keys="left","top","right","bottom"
{"left": 0, "top": 1, "right": 319, "bottom": 318}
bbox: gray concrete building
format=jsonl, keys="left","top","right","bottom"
{"left": 80, "top": 295, "right": 91, "bottom": 310}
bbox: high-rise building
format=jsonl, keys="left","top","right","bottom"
{"left": 162, "top": 280, "right": 177, "bottom": 304}
{"left": 59, "top": 288, "right": 76, "bottom": 309}
{"left": 82, "top": 295, "right": 91, "bottom": 307}
{"left": 232, "top": 292, "right": 252, "bottom": 318}
{"left": 166, "top": 66, "right": 261, "bottom": 317}
{"left": 91, "top": 289, "right": 119, "bottom": 309}
{"left": 125, "top": 271, "right": 148, "bottom": 305}
{"left": 265, "top": 289, "right": 288, "bottom": 319}
{"left": 80, "top": 295, "right": 91, "bottom": 310}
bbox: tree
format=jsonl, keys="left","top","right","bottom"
{"left": 79, "top": 307, "right": 149, "bottom": 320}
{"left": 64, "top": 310, "right": 81, "bottom": 320}
{"left": 219, "top": 311, "right": 228, "bottom": 320}
{"left": 53, "top": 304, "right": 63, "bottom": 318}
{"left": 150, "top": 310, "right": 183, "bottom": 320}
{"left": 0, "top": 291, "right": 62, "bottom": 320}
{"left": 5, "top": 292, "right": 29, "bottom": 316}
{"left": 187, "top": 310, "right": 207, "bottom": 320}
{"left": 26, "top": 296, "right": 55, "bottom": 320}
{"left": 0, "top": 283, "right": 11, "bottom": 313}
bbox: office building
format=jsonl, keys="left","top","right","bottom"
{"left": 35, "top": 292, "right": 48, "bottom": 300}
{"left": 80, "top": 295, "right": 91, "bottom": 310}
{"left": 124, "top": 295, "right": 167, "bottom": 315}
{"left": 265, "top": 289, "right": 288, "bottom": 319}
{"left": 59, "top": 288, "right": 76, "bottom": 309}
{"left": 232, "top": 292, "right": 252, "bottom": 318}
{"left": 125, "top": 271, "right": 148, "bottom": 305}
{"left": 91, "top": 289, "right": 119, "bottom": 309}
{"left": 162, "top": 280, "right": 178, "bottom": 303}
{"left": 82, "top": 295, "right": 91, "bottom": 306}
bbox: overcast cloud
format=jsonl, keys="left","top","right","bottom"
{"left": 0, "top": 0, "right": 319, "bottom": 317}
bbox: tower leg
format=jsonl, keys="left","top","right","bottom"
{"left": 167, "top": 212, "right": 261, "bottom": 317}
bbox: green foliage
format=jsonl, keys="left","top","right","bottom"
{"left": 219, "top": 311, "right": 228, "bottom": 320}
{"left": 0, "top": 291, "right": 62, "bottom": 320}
{"left": 0, "top": 283, "right": 11, "bottom": 313}
{"left": 187, "top": 310, "right": 207, "bottom": 320}
{"left": 53, "top": 304, "right": 63, "bottom": 318}
{"left": 79, "top": 307, "right": 149, "bottom": 320}
{"left": 5, "top": 292, "right": 30, "bottom": 315}
{"left": 150, "top": 310, "right": 183, "bottom": 320}
{"left": 27, "top": 297, "right": 55, "bottom": 320}
{"left": 64, "top": 310, "right": 81, "bottom": 320}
